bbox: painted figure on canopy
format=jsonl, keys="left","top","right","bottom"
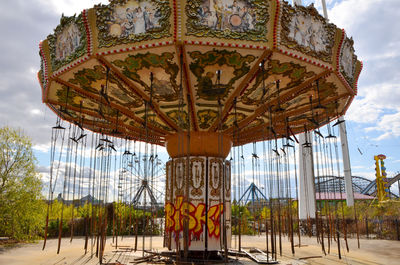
{"left": 106, "top": 0, "right": 163, "bottom": 38}
{"left": 55, "top": 22, "right": 81, "bottom": 60}
{"left": 197, "top": 0, "right": 256, "bottom": 32}
{"left": 288, "top": 12, "right": 329, "bottom": 53}
{"left": 134, "top": 7, "right": 146, "bottom": 34}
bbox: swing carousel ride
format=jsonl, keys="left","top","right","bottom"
{"left": 38, "top": 0, "right": 361, "bottom": 263}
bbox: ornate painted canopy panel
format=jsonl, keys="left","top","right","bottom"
{"left": 39, "top": 0, "right": 362, "bottom": 146}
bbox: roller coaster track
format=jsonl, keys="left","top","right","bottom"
{"left": 361, "top": 173, "right": 400, "bottom": 197}
{"left": 314, "top": 175, "right": 400, "bottom": 198}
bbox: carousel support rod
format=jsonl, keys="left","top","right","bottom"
{"left": 237, "top": 93, "right": 349, "bottom": 141}
{"left": 224, "top": 70, "right": 331, "bottom": 134}
{"left": 96, "top": 55, "right": 181, "bottom": 132}
{"left": 47, "top": 99, "right": 165, "bottom": 144}
{"left": 178, "top": 44, "right": 199, "bottom": 131}
{"left": 339, "top": 117, "right": 354, "bottom": 206}
{"left": 51, "top": 78, "right": 170, "bottom": 136}
{"left": 298, "top": 133, "right": 316, "bottom": 219}
{"left": 209, "top": 50, "right": 273, "bottom": 132}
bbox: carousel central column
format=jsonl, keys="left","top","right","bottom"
{"left": 164, "top": 132, "right": 232, "bottom": 253}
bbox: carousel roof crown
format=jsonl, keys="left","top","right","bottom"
{"left": 38, "top": 0, "right": 362, "bottom": 146}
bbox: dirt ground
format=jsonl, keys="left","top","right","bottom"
{"left": 0, "top": 235, "right": 399, "bottom": 265}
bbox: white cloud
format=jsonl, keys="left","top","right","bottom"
{"left": 296, "top": 1, "right": 400, "bottom": 142}
{"left": 30, "top": 109, "right": 42, "bottom": 116}
{"left": 346, "top": 97, "right": 383, "bottom": 124}
{"left": 351, "top": 170, "right": 376, "bottom": 181}
{"left": 371, "top": 112, "right": 400, "bottom": 140}
{"left": 326, "top": 0, "right": 400, "bottom": 141}
{"left": 351, "top": 165, "right": 366, "bottom": 169}
{"left": 345, "top": 83, "right": 400, "bottom": 140}
{"left": 37, "top": 0, "right": 109, "bottom": 16}
{"left": 33, "top": 143, "right": 51, "bottom": 153}
{"left": 357, "top": 83, "right": 400, "bottom": 111}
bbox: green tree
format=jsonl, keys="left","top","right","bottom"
{"left": 232, "top": 204, "right": 255, "bottom": 235}
{"left": 0, "top": 126, "right": 45, "bottom": 240}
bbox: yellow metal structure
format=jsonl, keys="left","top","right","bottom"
{"left": 374, "top": 154, "right": 389, "bottom": 201}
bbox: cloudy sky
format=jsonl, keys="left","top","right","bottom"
{"left": 0, "top": 0, "right": 399, "bottom": 198}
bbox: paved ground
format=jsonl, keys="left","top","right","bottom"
{"left": 0, "top": 235, "right": 399, "bottom": 264}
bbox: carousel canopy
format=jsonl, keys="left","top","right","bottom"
{"left": 38, "top": 0, "right": 361, "bottom": 146}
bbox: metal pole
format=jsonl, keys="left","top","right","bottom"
{"left": 298, "top": 133, "right": 316, "bottom": 219}
{"left": 339, "top": 118, "right": 355, "bottom": 206}
{"left": 321, "top": 0, "right": 329, "bottom": 20}
{"left": 293, "top": 0, "right": 302, "bottom": 6}
{"left": 398, "top": 180, "right": 400, "bottom": 198}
